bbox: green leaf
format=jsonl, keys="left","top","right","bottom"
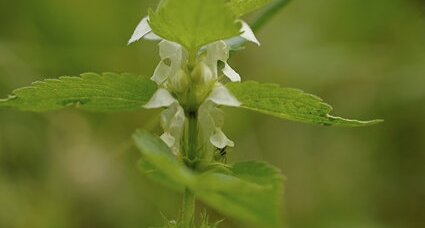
{"left": 149, "top": 0, "right": 241, "bottom": 51}
{"left": 133, "top": 130, "right": 194, "bottom": 189}
{"left": 228, "top": 0, "right": 273, "bottom": 16}
{"left": 194, "top": 161, "right": 284, "bottom": 227}
{"left": 138, "top": 160, "right": 186, "bottom": 192}
{"left": 0, "top": 73, "right": 157, "bottom": 112}
{"left": 227, "top": 81, "right": 383, "bottom": 127}
{"left": 133, "top": 130, "right": 284, "bottom": 227}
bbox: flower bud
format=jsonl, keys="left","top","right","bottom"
{"left": 169, "top": 69, "right": 189, "bottom": 93}
{"left": 191, "top": 62, "right": 214, "bottom": 85}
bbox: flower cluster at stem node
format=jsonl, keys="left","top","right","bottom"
{"left": 129, "top": 16, "right": 260, "bottom": 162}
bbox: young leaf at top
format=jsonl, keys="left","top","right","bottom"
{"left": 228, "top": 0, "right": 273, "bottom": 16}
{"left": 227, "top": 81, "right": 383, "bottom": 127}
{"left": 149, "top": 0, "right": 241, "bottom": 51}
{"left": 133, "top": 130, "right": 284, "bottom": 227}
{"left": 0, "top": 73, "right": 157, "bottom": 112}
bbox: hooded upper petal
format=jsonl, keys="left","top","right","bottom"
{"left": 143, "top": 88, "right": 177, "bottom": 109}
{"left": 239, "top": 20, "right": 260, "bottom": 46}
{"left": 206, "top": 84, "right": 241, "bottom": 107}
{"left": 128, "top": 16, "right": 163, "bottom": 44}
{"left": 151, "top": 61, "right": 171, "bottom": 85}
{"left": 128, "top": 16, "right": 152, "bottom": 45}
{"left": 144, "top": 32, "right": 162, "bottom": 41}
{"left": 204, "top": 41, "right": 228, "bottom": 77}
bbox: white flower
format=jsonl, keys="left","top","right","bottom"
{"left": 198, "top": 84, "right": 240, "bottom": 149}
{"left": 204, "top": 41, "right": 241, "bottom": 82}
{"left": 144, "top": 89, "right": 186, "bottom": 155}
{"left": 151, "top": 40, "right": 187, "bottom": 86}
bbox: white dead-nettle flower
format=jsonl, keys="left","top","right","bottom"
{"left": 198, "top": 84, "right": 240, "bottom": 149}
{"left": 143, "top": 88, "right": 186, "bottom": 155}
{"left": 152, "top": 40, "right": 189, "bottom": 92}
{"left": 131, "top": 16, "right": 257, "bottom": 153}
{"left": 204, "top": 40, "right": 241, "bottom": 82}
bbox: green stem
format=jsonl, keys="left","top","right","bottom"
{"left": 181, "top": 188, "right": 196, "bottom": 228}
{"left": 181, "top": 115, "right": 197, "bottom": 226}
{"left": 229, "top": 0, "right": 292, "bottom": 50}
{"left": 187, "top": 111, "right": 198, "bottom": 163}
{"left": 181, "top": 108, "right": 198, "bottom": 226}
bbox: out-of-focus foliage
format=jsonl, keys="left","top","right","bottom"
{"left": 0, "top": 0, "right": 424, "bottom": 227}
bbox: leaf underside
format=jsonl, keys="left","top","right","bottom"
{"left": 0, "top": 72, "right": 157, "bottom": 112}
{"left": 226, "top": 81, "right": 383, "bottom": 127}
{"left": 133, "top": 130, "right": 283, "bottom": 227}
{"left": 228, "top": 0, "right": 273, "bottom": 16}
{"left": 149, "top": 0, "right": 241, "bottom": 51}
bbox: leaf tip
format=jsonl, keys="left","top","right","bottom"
{"left": 327, "top": 115, "right": 384, "bottom": 127}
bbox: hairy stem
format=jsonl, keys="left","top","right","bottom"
{"left": 181, "top": 105, "right": 198, "bottom": 225}
{"left": 181, "top": 188, "right": 196, "bottom": 228}
{"left": 182, "top": 115, "right": 197, "bottom": 226}
{"left": 187, "top": 111, "right": 198, "bottom": 163}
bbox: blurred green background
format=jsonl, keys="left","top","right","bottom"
{"left": 1, "top": 0, "right": 424, "bottom": 227}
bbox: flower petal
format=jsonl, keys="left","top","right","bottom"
{"left": 159, "top": 40, "right": 183, "bottom": 60}
{"left": 207, "top": 84, "right": 241, "bottom": 107}
{"left": 158, "top": 41, "right": 187, "bottom": 80}
{"left": 160, "top": 132, "right": 175, "bottom": 148}
{"left": 144, "top": 32, "right": 162, "bottom": 41}
{"left": 128, "top": 16, "right": 152, "bottom": 45}
{"left": 222, "top": 62, "right": 241, "bottom": 82}
{"left": 239, "top": 20, "right": 260, "bottom": 46}
{"left": 205, "top": 41, "right": 229, "bottom": 77}
{"left": 198, "top": 101, "right": 218, "bottom": 140}
{"left": 143, "top": 88, "right": 177, "bottom": 109}
{"left": 210, "top": 128, "right": 235, "bottom": 148}
{"left": 151, "top": 61, "right": 171, "bottom": 85}
{"left": 206, "top": 41, "right": 229, "bottom": 62}
{"left": 198, "top": 91, "right": 236, "bottom": 150}
{"left": 160, "top": 103, "right": 186, "bottom": 154}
